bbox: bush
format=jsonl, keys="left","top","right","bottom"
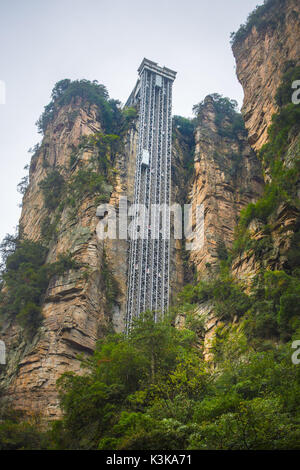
{"left": 17, "top": 176, "right": 29, "bottom": 195}
{"left": 66, "top": 169, "right": 112, "bottom": 207}
{"left": 39, "top": 170, "right": 65, "bottom": 210}
{"left": 36, "top": 79, "right": 122, "bottom": 135}
{"left": 46, "top": 313, "right": 300, "bottom": 450}
{"left": 173, "top": 116, "right": 195, "bottom": 139}
{"left": 193, "top": 94, "right": 245, "bottom": 139}
{"left": 179, "top": 272, "right": 251, "bottom": 322}
{"left": 0, "top": 237, "right": 78, "bottom": 335}
{"left": 0, "top": 409, "right": 47, "bottom": 450}
{"left": 275, "top": 64, "right": 300, "bottom": 107}
{"left": 231, "top": 0, "right": 286, "bottom": 47}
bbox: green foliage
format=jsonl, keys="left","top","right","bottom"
{"left": 76, "top": 132, "right": 120, "bottom": 174}
{"left": 44, "top": 312, "right": 300, "bottom": 450}
{"left": 49, "top": 312, "right": 197, "bottom": 449}
{"left": 0, "top": 409, "right": 47, "bottom": 450}
{"left": 179, "top": 271, "right": 251, "bottom": 322}
{"left": 66, "top": 169, "right": 112, "bottom": 207}
{"left": 0, "top": 237, "right": 78, "bottom": 335}
{"left": 36, "top": 79, "right": 119, "bottom": 134}
{"left": 264, "top": 271, "right": 300, "bottom": 339}
{"left": 260, "top": 103, "right": 300, "bottom": 168}
{"left": 102, "top": 250, "right": 119, "bottom": 315}
{"left": 36, "top": 80, "right": 133, "bottom": 137}
{"left": 173, "top": 116, "right": 195, "bottom": 139}
{"left": 2, "top": 305, "right": 299, "bottom": 450}
{"left": 287, "top": 228, "right": 300, "bottom": 271}
{"left": 275, "top": 63, "right": 300, "bottom": 107}
{"left": 172, "top": 116, "right": 196, "bottom": 184}
{"left": 40, "top": 215, "right": 58, "bottom": 243}
{"left": 216, "top": 239, "right": 229, "bottom": 261}
{"left": 180, "top": 246, "right": 300, "bottom": 342}
{"left": 17, "top": 176, "right": 29, "bottom": 195}
{"left": 193, "top": 94, "right": 245, "bottom": 139}
{"left": 0, "top": 239, "right": 48, "bottom": 334}
{"left": 39, "top": 170, "right": 65, "bottom": 210}
{"left": 230, "top": 0, "right": 286, "bottom": 46}
{"left": 122, "top": 106, "right": 138, "bottom": 131}
{"left": 38, "top": 134, "right": 118, "bottom": 230}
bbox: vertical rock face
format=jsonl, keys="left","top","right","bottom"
{"left": 0, "top": 91, "right": 266, "bottom": 416}
{"left": 232, "top": 0, "right": 300, "bottom": 279}
{"left": 4, "top": 0, "right": 298, "bottom": 414}
{"left": 232, "top": 0, "right": 300, "bottom": 151}
{"left": 0, "top": 95, "right": 190, "bottom": 418}
{"left": 0, "top": 98, "right": 135, "bottom": 418}
{"left": 188, "top": 96, "right": 263, "bottom": 277}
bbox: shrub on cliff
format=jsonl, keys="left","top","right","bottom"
{"left": 230, "top": 0, "right": 286, "bottom": 47}
{"left": 193, "top": 94, "right": 245, "bottom": 139}
{"left": 0, "top": 237, "right": 78, "bottom": 335}
{"left": 0, "top": 409, "right": 47, "bottom": 450}
{"left": 39, "top": 170, "right": 65, "bottom": 210}
{"left": 276, "top": 64, "right": 300, "bottom": 107}
{"left": 36, "top": 79, "right": 121, "bottom": 135}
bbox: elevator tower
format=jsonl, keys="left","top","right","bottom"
{"left": 126, "top": 58, "right": 176, "bottom": 331}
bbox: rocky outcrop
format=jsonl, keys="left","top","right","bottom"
{"left": 3, "top": 0, "right": 298, "bottom": 414}
{"left": 0, "top": 96, "right": 190, "bottom": 418}
{"left": 232, "top": 0, "right": 300, "bottom": 151}
{"left": 0, "top": 99, "right": 134, "bottom": 419}
{"left": 188, "top": 96, "right": 263, "bottom": 277}
{"left": 232, "top": 0, "right": 300, "bottom": 280}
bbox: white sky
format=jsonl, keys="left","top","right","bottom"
{"left": 0, "top": 0, "right": 263, "bottom": 243}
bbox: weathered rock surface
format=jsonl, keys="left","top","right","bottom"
{"left": 232, "top": 0, "right": 300, "bottom": 279}
{"left": 3, "top": 0, "right": 299, "bottom": 415}
{"left": 232, "top": 0, "right": 300, "bottom": 151}
{"left": 188, "top": 96, "right": 263, "bottom": 277}
{"left": 0, "top": 99, "right": 131, "bottom": 419}
{"left": 0, "top": 98, "right": 189, "bottom": 418}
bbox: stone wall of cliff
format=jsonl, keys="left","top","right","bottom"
{"left": 0, "top": 90, "right": 191, "bottom": 418}
{"left": 0, "top": 96, "right": 139, "bottom": 418}
{"left": 2, "top": 0, "right": 299, "bottom": 416}
{"left": 232, "top": 0, "right": 300, "bottom": 152}
{"left": 232, "top": 0, "right": 300, "bottom": 280}
{"left": 188, "top": 96, "right": 263, "bottom": 278}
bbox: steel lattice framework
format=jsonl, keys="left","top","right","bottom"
{"left": 126, "top": 59, "right": 176, "bottom": 331}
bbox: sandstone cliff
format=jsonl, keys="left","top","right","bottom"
{"left": 0, "top": 89, "right": 192, "bottom": 418}
{"left": 188, "top": 96, "right": 263, "bottom": 277}
{"left": 0, "top": 97, "right": 135, "bottom": 418}
{"left": 2, "top": 0, "right": 299, "bottom": 417}
{"left": 232, "top": 0, "right": 300, "bottom": 280}
{"left": 232, "top": 0, "right": 300, "bottom": 152}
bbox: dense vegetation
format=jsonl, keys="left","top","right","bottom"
{"left": 1, "top": 311, "right": 299, "bottom": 450}
{"left": 1, "top": 17, "right": 300, "bottom": 447}
{"left": 230, "top": 0, "right": 286, "bottom": 46}
{"left": 233, "top": 65, "right": 300, "bottom": 257}
{"left": 173, "top": 115, "right": 195, "bottom": 139}
{"left": 193, "top": 94, "right": 245, "bottom": 139}
{"left": 276, "top": 63, "right": 300, "bottom": 107}
{"left": 39, "top": 169, "right": 65, "bottom": 210}
{"left": 172, "top": 115, "right": 196, "bottom": 182}
{"left": 50, "top": 312, "right": 300, "bottom": 450}
{"left": 36, "top": 79, "right": 137, "bottom": 136}
{"left": 0, "top": 236, "right": 78, "bottom": 335}
{"left": 37, "top": 80, "right": 115, "bottom": 134}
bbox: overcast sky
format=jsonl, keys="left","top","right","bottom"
{"left": 0, "top": 0, "right": 263, "bottom": 243}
